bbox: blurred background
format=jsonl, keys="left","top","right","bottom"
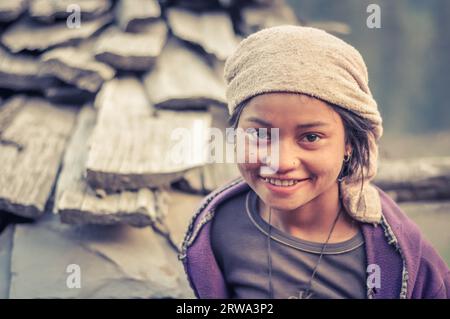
{"left": 288, "top": 0, "right": 450, "bottom": 158}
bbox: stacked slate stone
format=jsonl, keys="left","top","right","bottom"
{"left": 0, "top": 0, "right": 300, "bottom": 298}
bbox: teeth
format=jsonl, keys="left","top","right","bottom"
{"left": 262, "top": 177, "right": 301, "bottom": 187}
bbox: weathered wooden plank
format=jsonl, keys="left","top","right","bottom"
{"left": 176, "top": 0, "right": 280, "bottom": 9}
{"left": 43, "top": 83, "right": 94, "bottom": 105}
{"left": 29, "top": 0, "right": 112, "bottom": 23}
{"left": 175, "top": 0, "right": 221, "bottom": 10}
{"left": 0, "top": 96, "right": 27, "bottom": 134}
{"left": 1, "top": 14, "right": 112, "bottom": 53}
{"left": 167, "top": 8, "right": 239, "bottom": 61}
{"left": 39, "top": 46, "right": 115, "bottom": 93}
{"left": 176, "top": 105, "right": 240, "bottom": 194}
{"left": 94, "top": 22, "right": 168, "bottom": 71}
{"left": 238, "top": 1, "right": 298, "bottom": 36}
{"left": 0, "top": 97, "right": 77, "bottom": 218}
{"left": 0, "top": 47, "right": 53, "bottom": 92}
{"left": 116, "top": 0, "right": 161, "bottom": 32}
{"left": 143, "top": 38, "right": 226, "bottom": 109}
{"left": 86, "top": 77, "right": 212, "bottom": 192}
{"left": 54, "top": 105, "right": 165, "bottom": 227}
{"left": 374, "top": 157, "right": 450, "bottom": 202}
{"left": 0, "top": 0, "right": 27, "bottom": 23}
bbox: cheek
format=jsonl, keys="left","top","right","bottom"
{"left": 304, "top": 152, "right": 343, "bottom": 181}
{"left": 235, "top": 139, "right": 265, "bottom": 174}
{"left": 237, "top": 162, "right": 260, "bottom": 180}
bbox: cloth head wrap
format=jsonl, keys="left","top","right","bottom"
{"left": 224, "top": 25, "right": 383, "bottom": 223}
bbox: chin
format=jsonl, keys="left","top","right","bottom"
{"left": 255, "top": 182, "right": 315, "bottom": 211}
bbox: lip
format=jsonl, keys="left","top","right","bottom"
{"left": 259, "top": 176, "right": 310, "bottom": 196}
{"left": 259, "top": 176, "right": 307, "bottom": 180}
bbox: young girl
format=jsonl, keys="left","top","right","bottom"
{"left": 180, "top": 25, "right": 450, "bottom": 299}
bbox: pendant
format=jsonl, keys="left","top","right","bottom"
{"left": 297, "top": 289, "right": 314, "bottom": 299}
{"left": 288, "top": 289, "right": 314, "bottom": 299}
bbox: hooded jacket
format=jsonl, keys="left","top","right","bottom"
{"left": 179, "top": 177, "right": 450, "bottom": 299}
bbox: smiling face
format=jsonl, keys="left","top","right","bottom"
{"left": 236, "top": 92, "right": 351, "bottom": 212}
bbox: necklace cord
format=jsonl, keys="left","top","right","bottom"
{"left": 267, "top": 204, "right": 343, "bottom": 298}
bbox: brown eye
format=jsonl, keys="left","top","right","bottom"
{"left": 302, "top": 134, "right": 320, "bottom": 143}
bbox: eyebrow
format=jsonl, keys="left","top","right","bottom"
{"left": 244, "top": 117, "right": 331, "bottom": 129}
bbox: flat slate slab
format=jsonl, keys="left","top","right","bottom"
{"left": 86, "top": 77, "right": 212, "bottom": 192}
{"left": 8, "top": 213, "right": 193, "bottom": 298}
{"left": 0, "top": 96, "right": 77, "bottom": 218}
{"left": 94, "top": 22, "right": 168, "bottom": 71}
{"left": 157, "top": 189, "right": 203, "bottom": 251}
{"left": 55, "top": 105, "right": 166, "bottom": 227}
{"left": 39, "top": 46, "right": 115, "bottom": 93}
{"left": 143, "top": 38, "right": 226, "bottom": 109}
{"left": 0, "top": 47, "right": 53, "bottom": 92}
{"left": 167, "top": 8, "right": 239, "bottom": 61}
{"left": 116, "top": 0, "right": 161, "bottom": 32}
{"left": 0, "top": 224, "right": 14, "bottom": 298}
{"left": 0, "top": 0, "right": 27, "bottom": 23}
{"left": 1, "top": 14, "right": 112, "bottom": 53}
{"left": 29, "top": 0, "right": 112, "bottom": 23}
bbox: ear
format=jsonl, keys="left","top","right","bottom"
{"left": 345, "top": 143, "right": 353, "bottom": 157}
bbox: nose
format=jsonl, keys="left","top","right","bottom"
{"left": 263, "top": 138, "right": 300, "bottom": 174}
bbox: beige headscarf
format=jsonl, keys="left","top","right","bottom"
{"left": 223, "top": 25, "right": 383, "bottom": 224}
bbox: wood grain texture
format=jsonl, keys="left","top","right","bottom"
{"left": 0, "top": 0, "right": 27, "bottom": 23}
{"left": 0, "top": 97, "right": 77, "bottom": 218}
{"left": 167, "top": 8, "right": 239, "bottom": 61}
{"left": 0, "top": 96, "right": 27, "bottom": 134}
{"left": 0, "top": 47, "right": 53, "bottom": 91}
{"left": 54, "top": 105, "right": 166, "bottom": 227}
{"left": 143, "top": 38, "right": 226, "bottom": 109}
{"left": 1, "top": 14, "right": 112, "bottom": 53}
{"left": 94, "top": 22, "right": 168, "bottom": 71}
{"left": 39, "top": 46, "right": 115, "bottom": 93}
{"left": 116, "top": 0, "right": 161, "bottom": 32}
{"left": 29, "top": 0, "right": 112, "bottom": 23}
{"left": 86, "top": 77, "right": 212, "bottom": 192}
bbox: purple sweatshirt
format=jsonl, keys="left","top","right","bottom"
{"left": 180, "top": 177, "right": 450, "bottom": 299}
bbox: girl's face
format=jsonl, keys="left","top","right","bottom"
{"left": 236, "top": 93, "right": 350, "bottom": 212}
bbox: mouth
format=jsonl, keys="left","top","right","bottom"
{"left": 258, "top": 175, "right": 310, "bottom": 195}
